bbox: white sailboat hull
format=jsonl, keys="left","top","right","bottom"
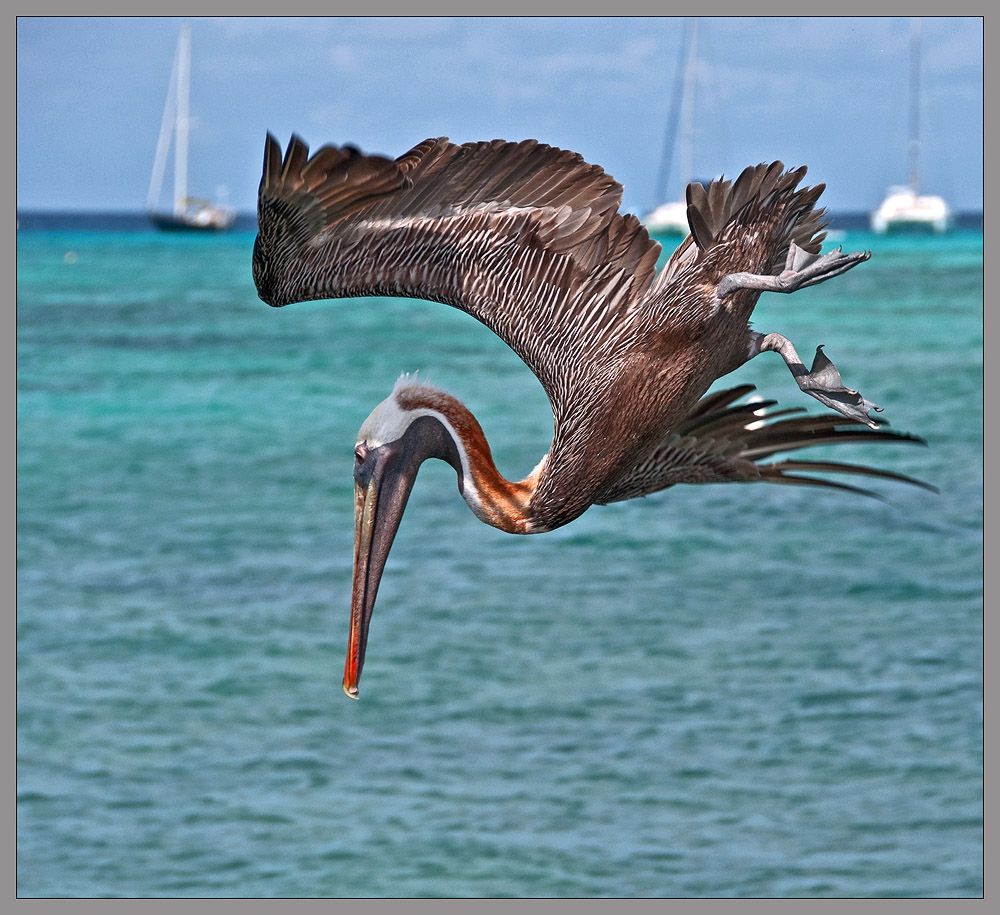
{"left": 871, "top": 187, "right": 951, "bottom": 234}
{"left": 643, "top": 200, "right": 690, "bottom": 236}
{"left": 871, "top": 20, "right": 952, "bottom": 235}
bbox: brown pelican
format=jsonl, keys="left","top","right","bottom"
{"left": 252, "top": 134, "right": 932, "bottom": 698}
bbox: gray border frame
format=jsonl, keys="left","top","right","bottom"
{"left": 9, "top": 1, "right": 989, "bottom": 909}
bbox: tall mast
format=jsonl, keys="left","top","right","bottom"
{"left": 147, "top": 30, "right": 179, "bottom": 211}
{"left": 678, "top": 16, "right": 699, "bottom": 191}
{"left": 908, "top": 17, "right": 922, "bottom": 194}
{"left": 174, "top": 24, "right": 191, "bottom": 215}
{"left": 652, "top": 20, "right": 689, "bottom": 207}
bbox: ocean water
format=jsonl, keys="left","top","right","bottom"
{"left": 17, "top": 223, "right": 982, "bottom": 898}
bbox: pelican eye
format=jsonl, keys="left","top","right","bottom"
{"left": 354, "top": 444, "right": 367, "bottom": 464}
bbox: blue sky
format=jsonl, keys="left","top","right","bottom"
{"left": 16, "top": 16, "right": 983, "bottom": 213}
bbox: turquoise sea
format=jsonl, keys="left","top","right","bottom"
{"left": 17, "top": 221, "right": 983, "bottom": 897}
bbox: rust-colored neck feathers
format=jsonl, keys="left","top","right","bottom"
{"left": 395, "top": 386, "right": 544, "bottom": 534}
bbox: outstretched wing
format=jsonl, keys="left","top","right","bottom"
{"left": 253, "top": 134, "right": 661, "bottom": 403}
{"left": 594, "top": 385, "right": 935, "bottom": 504}
{"left": 645, "top": 162, "right": 829, "bottom": 330}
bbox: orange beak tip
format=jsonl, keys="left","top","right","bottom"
{"left": 343, "top": 683, "right": 360, "bottom": 700}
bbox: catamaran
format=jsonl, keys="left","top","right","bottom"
{"left": 147, "top": 25, "right": 235, "bottom": 232}
{"left": 871, "top": 19, "right": 951, "bottom": 234}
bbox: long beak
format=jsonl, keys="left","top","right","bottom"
{"left": 343, "top": 444, "right": 419, "bottom": 699}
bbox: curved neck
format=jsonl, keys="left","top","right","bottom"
{"left": 396, "top": 387, "right": 545, "bottom": 534}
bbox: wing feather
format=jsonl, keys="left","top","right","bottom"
{"left": 253, "top": 133, "right": 662, "bottom": 403}
{"left": 649, "top": 162, "right": 830, "bottom": 332}
{"left": 594, "top": 387, "right": 933, "bottom": 504}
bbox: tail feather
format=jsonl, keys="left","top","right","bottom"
{"left": 752, "top": 472, "right": 888, "bottom": 503}
{"left": 759, "top": 459, "right": 939, "bottom": 494}
{"left": 594, "top": 386, "right": 933, "bottom": 505}
{"left": 682, "top": 383, "right": 757, "bottom": 419}
{"left": 739, "top": 425, "right": 923, "bottom": 461}
{"left": 678, "top": 399, "right": 780, "bottom": 437}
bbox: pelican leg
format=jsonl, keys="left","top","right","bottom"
{"left": 749, "top": 332, "right": 883, "bottom": 429}
{"left": 716, "top": 244, "right": 871, "bottom": 299}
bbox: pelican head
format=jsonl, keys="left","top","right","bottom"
{"left": 344, "top": 376, "right": 465, "bottom": 698}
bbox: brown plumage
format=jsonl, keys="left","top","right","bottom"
{"left": 254, "top": 133, "right": 921, "bottom": 529}
{"left": 252, "top": 133, "right": 933, "bottom": 697}
{"left": 594, "top": 384, "right": 933, "bottom": 504}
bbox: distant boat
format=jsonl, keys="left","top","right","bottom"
{"left": 871, "top": 19, "right": 951, "bottom": 234}
{"left": 644, "top": 18, "right": 702, "bottom": 237}
{"left": 147, "top": 25, "right": 235, "bottom": 233}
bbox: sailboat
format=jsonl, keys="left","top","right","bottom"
{"left": 644, "top": 18, "right": 701, "bottom": 236}
{"left": 871, "top": 18, "right": 951, "bottom": 234}
{"left": 147, "top": 25, "right": 235, "bottom": 232}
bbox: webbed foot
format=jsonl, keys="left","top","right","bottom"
{"left": 795, "top": 345, "right": 883, "bottom": 428}
{"left": 756, "top": 333, "right": 882, "bottom": 429}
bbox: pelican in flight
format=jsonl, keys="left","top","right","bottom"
{"left": 253, "top": 134, "right": 931, "bottom": 698}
